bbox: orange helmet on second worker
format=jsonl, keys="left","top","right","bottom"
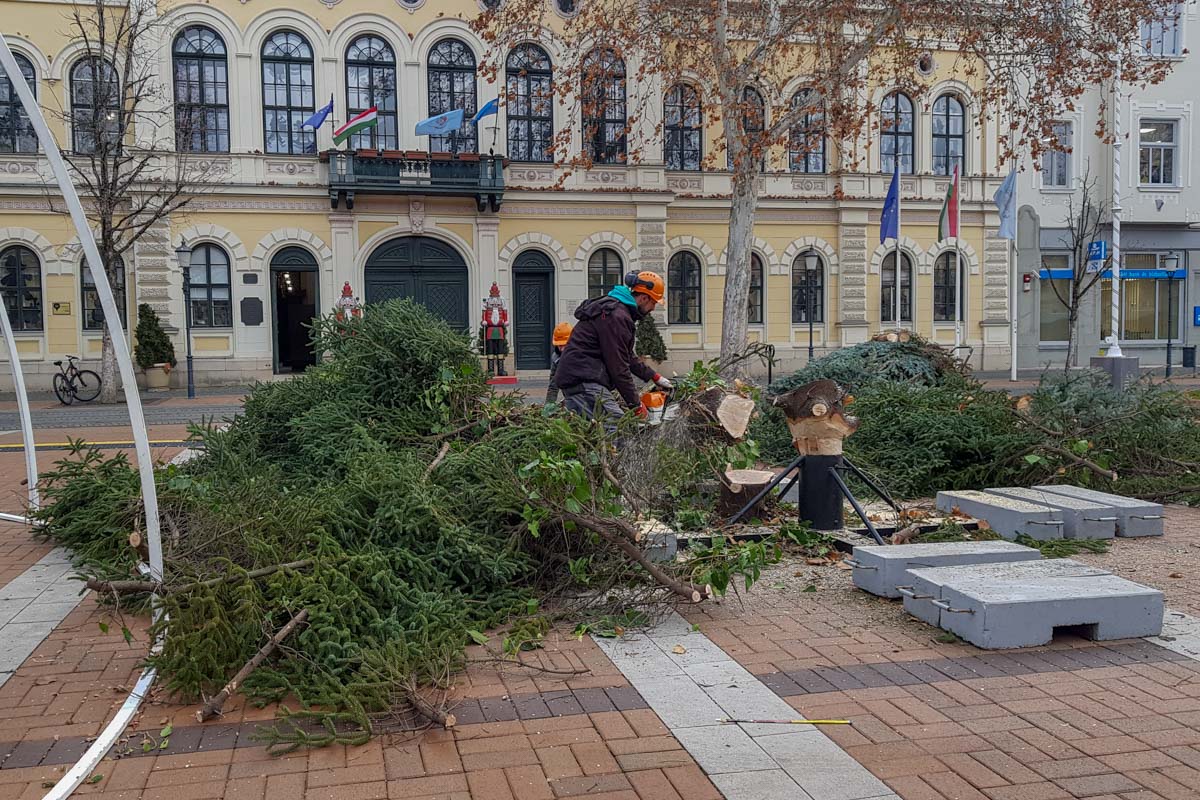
{"left": 630, "top": 270, "right": 665, "bottom": 304}
{"left": 552, "top": 322, "right": 573, "bottom": 346}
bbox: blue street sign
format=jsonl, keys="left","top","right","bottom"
{"left": 1194, "top": 306, "right": 1200, "bottom": 327}
{"left": 1087, "top": 241, "right": 1107, "bottom": 261}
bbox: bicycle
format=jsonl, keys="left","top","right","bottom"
{"left": 52, "top": 355, "right": 101, "bottom": 405}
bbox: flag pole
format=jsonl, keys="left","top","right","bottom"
{"left": 1009, "top": 165, "right": 1019, "bottom": 382}
{"left": 895, "top": 163, "right": 902, "bottom": 328}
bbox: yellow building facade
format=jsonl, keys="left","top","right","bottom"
{"left": 0, "top": 0, "right": 1016, "bottom": 389}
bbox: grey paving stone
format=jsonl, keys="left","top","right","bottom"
{"left": 632, "top": 676, "right": 727, "bottom": 728}
{"left": 786, "top": 669, "right": 837, "bottom": 694}
{"left": 593, "top": 634, "right": 685, "bottom": 680}
{"left": 573, "top": 687, "right": 616, "bottom": 713}
{"left": 671, "top": 724, "right": 777, "bottom": 774}
{"left": 657, "top": 633, "right": 735, "bottom": 668}
{"left": 684, "top": 659, "right": 756, "bottom": 686}
{"left": 710, "top": 769, "right": 812, "bottom": 800}
{"left": 702, "top": 680, "right": 798, "bottom": 723}
{"left": 755, "top": 671, "right": 805, "bottom": 696}
{"left": 758, "top": 731, "right": 893, "bottom": 800}
{"left": 544, "top": 690, "right": 584, "bottom": 718}
{"left": 479, "top": 696, "right": 518, "bottom": 722}
{"left": 513, "top": 693, "right": 553, "bottom": 720}
{"left": 9, "top": 599, "right": 82, "bottom": 625}
{"left": 604, "top": 685, "right": 647, "bottom": 711}
{"left": 862, "top": 662, "right": 926, "bottom": 686}
{"left": 452, "top": 699, "right": 485, "bottom": 725}
{"left": 812, "top": 666, "right": 865, "bottom": 691}
{"left": 0, "top": 596, "right": 31, "bottom": 627}
{"left": 0, "top": 622, "right": 55, "bottom": 672}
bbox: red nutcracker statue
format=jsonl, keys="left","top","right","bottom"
{"left": 334, "top": 281, "right": 362, "bottom": 324}
{"left": 480, "top": 282, "right": 509, "bottom": 376}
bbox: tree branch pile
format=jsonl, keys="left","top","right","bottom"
{"left": 33, "top": 300, "right": 762, "bottom": 751}
{"left": 753, "top": 338, "right": 1200, "bottom": 503}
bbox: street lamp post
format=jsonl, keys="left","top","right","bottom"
{"left": 1164, "top": 253, "right": 1180, "bottom": 379}
{"left": 174, "top": 239, "right": 195, "bottom": 399}
{"left": 805, "top": 251, "right": 819, "bottom": 362}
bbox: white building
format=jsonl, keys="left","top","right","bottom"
{"left": 1016, "top": 1, "right": 1200, "bottom": 373}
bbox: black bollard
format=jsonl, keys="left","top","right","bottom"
{"left": 800, "top": 454, "right": 843, "bottom": 530}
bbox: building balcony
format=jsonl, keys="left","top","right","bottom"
{"left": 323, "top": 150, "right": 506, "bottom": 211}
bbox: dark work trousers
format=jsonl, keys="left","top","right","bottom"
{"left": 562, "top": 382, "right": 625, "bottom": 433}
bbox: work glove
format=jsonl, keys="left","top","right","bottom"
{"left": 653, "top": 374, "right": 673, "bottom": 390}
{"left": 635, "top": 402, "right": 649, "bottom": 419}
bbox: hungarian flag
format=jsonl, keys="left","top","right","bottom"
{"left": 333, "top": 107, "right": 379, "bottom": 145}
{"left": 938, "top": 164, "right": 960, "bottom": 240}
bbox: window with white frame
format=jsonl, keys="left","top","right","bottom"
{"left": 1038, "top": 253, "right": 1071, "bottom": 342}
{"left": 1101, "top": 253, "right": 1182, "bottom": 341}
{"left": 1139, "top": 120, "right": 1178, "bottom": 186}
{"left": 1142, "top": 4, "right": 1183, "bottom": 57}
{"left": 1042, "top": 121, "right": 1071, "bottom": 188}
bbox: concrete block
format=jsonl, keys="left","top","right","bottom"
{"left": 671, "top": 725, "right": 777, "bottom": 774}
{"left": 935, "top": 490, "right": 1065, "bottom": 540}
{"left": 757, "top": 731, "right": 894, "bottom": 800}
{"left": 985, "top": 487, "right": 1117, "bottom": 539}
{"left": 905, "top": 559, "right": 1164, "bottom": 649}
{"left": 1032, "top": 485, "right": 1164, "bottom": 537}
{"left": 850, "top": 541, "right": 1041, "bottom": 598}
{"left": 711, "top": 769, "right": 812, "bottom": 800}
{"left": 628, "top": 676, "right": 727, "bottom": 728}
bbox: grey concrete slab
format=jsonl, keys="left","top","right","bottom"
{"left": 1152, "top": 608, "right": 1200, "bottom": 661}
{"left": 906, "top": 559, "right": 1164, "bottom": 649}
{"left": 0, "top": 622, "right": 58, "bottom": 672}
{"left": 986, "top": 487, "right": 1117, "bottom": 539}
{"left": 850, "top": 541, "right": 1041, "bottom": 598}
{"left": 0, "top": 548, "right": 87, "bottom": 688}
{"left": 9, "top": 600, "right": 84, "bottom": 625}
{"left": 759, "top": 731, "right": 896, "bottom": 800}
{"left": 710, "top": 769, "right": 812, "bottom": 800}
{"left": 672, "top": 725, "right": 778, "bottom": 774}
{"left": 1033, "top": 485, "right": 1164, "bottom": 537}
{"left": 657, "top": 633, "right": 734, "bottom": 668}
{"left": 592, "top": 634, "right": 685, "bottom": 680}
{"left": 935, "top": 490, "right": 1065, "bottom": 540}
{"left": 629, "top": 676, "right": 728, "bottom": 728}
{"left": 683, "top": 659, "right": 757, "bottom": 686}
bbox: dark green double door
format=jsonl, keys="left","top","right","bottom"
{"left": 364, "top": 236, "right": 470, "bottom": 332}
{"left": 513, "top": 251, "right": 554, "bottom": 370}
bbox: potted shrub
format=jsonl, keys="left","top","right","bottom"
{"left": 133, "top": 303, "right": 177, "bottom": 391}
{"left": 635, "top": 314, "right": 668, "bottom": 370}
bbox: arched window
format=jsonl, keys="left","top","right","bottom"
{"left": 556, "top": 0, "right": 577, "bottom": 14}
{"left": 428, "top": 38, "right": 478, "bottom": 153}
{"left": 789, "top": 88, "right": 825, "bottom": 174}
{"left": 581, "top": 48, "right": 626, "bottom": 164}
{"left": 881, "top": 251, "right": 913, "bottom": 323}
{"left": 173, "top": 26, "right": 229, "bottom": 153}
{"left": 748, "top": 254, "right": 764, "bottom": 324}
{"left": 668, "top": 251, "right": 702, "bottom": 325}
{"left": 933, "top": 252, "right": 964, "bottom": 322}
{"left": 81, "top": 256, "right": 126, "bottom": 330}
{"left": 791, "top": 252, "right": 825, "bottom": 324}
{"left": 262, "top": 31, "right": 315, "bottom": 155}
{"left": 587, "top": 247, "right": 623, "bottom": 298}
{"left": 506, "top": 44, "right": 553, "bottom": 162}
{"left": 932, "top": 94, "right": 965, "bottom": 176}
{"left": 664, "top": 83, "right": 702, "bottom": 171}
{"left": 70, "top": 57, "right": 120, "bottom": 154}
{"left": 188, "top": 244, "right": 232, "bottom": 327}
{"left": 346, "top": 35, "right": 397, "bottom": 150}
{"left": 0, "top": 245, "right": 42, "bottom": 331}
{"left": 731, "top": 86, "right": 766, "bottom": 171}
{"left": 0, "top": 53, "right": 37, "bottom": 153}
{"left": 880, "top": 91, "right": 914, "bottom": 174}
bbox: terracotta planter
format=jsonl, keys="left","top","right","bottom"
{"left": 144, "top": 364, "right": 171, "bottom": 391}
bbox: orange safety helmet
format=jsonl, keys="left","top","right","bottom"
{"left": 628, "top": 270, "right": 665, "bottom": 305}
{"left": 552, "top": 322, "right": 573, "bottom": 346}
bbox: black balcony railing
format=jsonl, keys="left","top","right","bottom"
{"left": 323, "top": 150, "right": 506, "bottom": 211}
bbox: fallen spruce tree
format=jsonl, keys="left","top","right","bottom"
{"left": 34, "top": 300, "right": 773, "bottom": 750}
{"left": 753, "top": 332, "right": 1200, "bottom": 503}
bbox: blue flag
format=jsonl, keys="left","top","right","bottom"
{"left": 880, "top": 162, "right": 901, "bottom": 244}
{"left": 472, "top": 98, "right": 499, "bottom": 124}
{"left": 994, "top": 170, "right": 1018, "bottom": 240}
{"left": 303, "top": 95, "right": 334, "bottom": 130}
{"left": 416, "top": 108, "right": 465, "bottom": 137}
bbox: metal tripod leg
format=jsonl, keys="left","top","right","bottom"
{"left": 829, "top": 467, "right": 886, "bottom": 545}
{"left": 726, "top": 454, "right": 805, "bottom": 525}
{"left": 840, "top": 457, "right": 900, "bottom": 512}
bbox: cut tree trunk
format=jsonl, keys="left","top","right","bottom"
{"left": 772, "top": 379, "right": 859, "bottom": 456}
{"left": 687, "top": 387, "right": 757, "bottom": 440}
{"left": 718, "top": 468, "right": 777, "bottom": 518}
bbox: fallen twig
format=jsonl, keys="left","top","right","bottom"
{"left": 196, "top": 608, "right": 309, "bottom": 722}
{"left": 85, "top": 558, "right": 315, "bottom": 596}
{"left": 424, "top": 442, "right": 451, "bottom": 479}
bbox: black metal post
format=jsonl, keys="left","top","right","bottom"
{"left": 828, "top": 467, "right": 886, "bottom": 545}
{"left": 807, "top": 273, "right": 815, "bottom": 362}
{"left": 800, "top": 454, "right": 842, "bottom": 530}
{"left": 184, "top": 267, "right": 195, "bottom": 399}
{"left": 1166, "top": 276, "right": 1175, "bottom": 378}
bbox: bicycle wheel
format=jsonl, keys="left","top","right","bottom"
{"left": 73, "top": 370, "right": 102, "bottom": 402}
{"left": 53, "top": 373, "right": 74, "bottom": 405}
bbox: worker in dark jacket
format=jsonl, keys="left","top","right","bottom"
{"left": 555, "top": 270, "right": 673, "bottom": 426}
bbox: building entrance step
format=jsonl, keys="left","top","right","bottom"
{"left": 903, "top": 559, "right": 1164, "bottom": 649}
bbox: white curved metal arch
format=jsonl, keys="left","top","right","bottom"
{"left": 1, "top": 36, "right": 49, "bottom": 78}
{"left": 2, "top": 34, "right": 163, "bottom": 800}
{"left": 574, "top": 231, "right": 639, "bottom": 273}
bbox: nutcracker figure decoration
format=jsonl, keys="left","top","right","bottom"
{"left": 334, "top": 281, "right": 362, "bottom": 323}
{"left": 480, "top": 282, "right": 509, "bottom": 376}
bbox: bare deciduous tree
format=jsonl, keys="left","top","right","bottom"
{"left": 48, "top": 0, "right": 214, "bottom": 402}
{"left": 477, "top": 0, "right": 1177, "bottom": 375}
